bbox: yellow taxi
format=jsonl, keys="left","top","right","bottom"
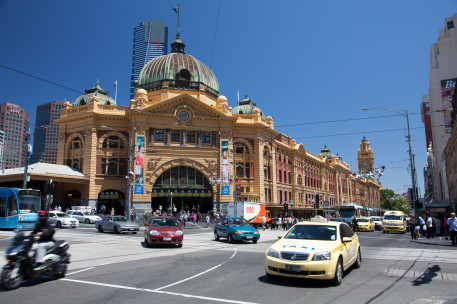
{"left": 357, "top": 217, "right": 375, "bottom": 232}
{"left": 265, "top": 216, "right": 361, "bottom": 286}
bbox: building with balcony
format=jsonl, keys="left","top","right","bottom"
{"left": 55, "top": 31, "right": 382, "bottom": 216}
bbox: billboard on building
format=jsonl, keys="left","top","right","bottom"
{"left": 134, "top": 136, "right": 145, "bottom": 194}
{"left": 221, "top": 140, "right": 230, "bottom": 195}
{"left": 441, "top": 78, "right": 456, "bottom": 132}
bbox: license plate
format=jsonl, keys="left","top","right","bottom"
{"left": 163, "top": 237, "right": 172, "bottom": 241}
{"left": 129, "top": 228, "right": 135, "bottom": 231}
{"left": 246, "top": 236, "right": 253, "bottom": 239}
{"left": 285, "top": 265, "right": 301, "bottom": 272}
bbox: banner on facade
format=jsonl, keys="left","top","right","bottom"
{"left": 441, "top": 78, "right": 456, "bottom": 132}
{"left": 134, "top": 136, "right": 145, "bottom": 194}
{"left": 221, "top": 140, "right": 230, "bottom": 195}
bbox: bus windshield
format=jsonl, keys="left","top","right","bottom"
{"left": 339, "top": 209, "right": 356, "bottom": 218}
{"left": 17, "top": 192, "right": 40, "bottom": 214}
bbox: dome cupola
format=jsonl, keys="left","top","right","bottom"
{"left": 136, "top": 31, "right": 219, "bottom": 98}
{"left": 74, "top": 79, "right": 116, "bottom": 107}
{"left": 232, "top": 92, "right": 265, "bottom": 118}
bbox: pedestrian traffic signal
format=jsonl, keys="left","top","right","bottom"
{"left": 284, "top": 203, "right": 288, "bottom": 212}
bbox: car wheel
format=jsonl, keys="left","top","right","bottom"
{"left": 144, "top": 236, "right": 151, "bottom": 248}
{"left": 97, "top": 225, "right": 103, "bottom": 233}
{"left": 85, "top": 219, "right": 90, "bottom": 224}
{"left": 354, "top": 248, "right": 362, "bottom": 269}
{"left": 56, "top": 221, "right": 61, "bottom": 228}
{"left": 330, "top": 258, "right": 343, "bottom": 286}
{"left": 132, "top": 232, "right": 137, "bottom": 234}
{"left": 113, "top": 226, "right": 119, "bottom": 234}
{"left": 177, "top": 244, "right": 183, "bottom": 248}
{"left": 266, "top": 272, "right": 277, "bottom": 280}
{"left": 228, "top": 234, "right": 234, "bottom": 244}
{"left": 252, "top": 239, "right": 258, "bottom": 244}
{"left": 214, "top": 231, "right": 219, "bottom": 241}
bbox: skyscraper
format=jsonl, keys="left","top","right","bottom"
{"left": 130, "top": 20, "right": 168, "bottom": 100}
{"left": 30, "top": 101, "right": 67, "bottom": 164}
{"left": 0, "top": 103, "right": 30, "bottom": 169}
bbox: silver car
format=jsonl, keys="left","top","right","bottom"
{"left": 95, "top": 216, "right": 139, "bottom": 234}
{"left": 49, "top": 211, "right": 79, "bottom": 228}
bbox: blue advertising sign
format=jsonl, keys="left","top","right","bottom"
{"left": 134, "top": 136, "right": 145, "bottom": 194}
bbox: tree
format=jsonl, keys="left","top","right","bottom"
{"left": 380, "top": 189, "right": 411, "bottom": 214}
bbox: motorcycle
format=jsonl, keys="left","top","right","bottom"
{"left": 1, "top": 230, "right": 70, "bottom": 290}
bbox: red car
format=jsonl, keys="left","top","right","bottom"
{"left": 144, "top": 216, "right": 183, "bottom": 248}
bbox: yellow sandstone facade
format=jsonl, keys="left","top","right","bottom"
{"left": 55, "top": 32, "right": 381, "bottom": 217}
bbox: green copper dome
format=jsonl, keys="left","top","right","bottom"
{"left": 232, "top": 92, "right": 265, "bottom": 118}
{"left": 137, "top": 32, "right": 219, "bottom": 98}
{"left": 74, "top": 79, "right": 116, "bottom": 107}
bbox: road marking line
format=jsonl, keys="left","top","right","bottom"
{"left": 155, "top": 248, "right": 237, "bottom": 291}
{"left": 67, "top": 267, "right": 95, "bottom": 275}
{"left": 62, "top": 276, "right": 258, "bottom": 304}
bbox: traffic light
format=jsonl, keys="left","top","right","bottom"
{"left": 284, "top": 203, "right": 288, "bottom": 212}
{"left": 414, "top": 200, "right": 421, "bottom": 210}
{"left": 315, "top": 194, "right": 320, "bottom": 209}
{"left": 44, "top": 180, "right": 56, "bottom": 196}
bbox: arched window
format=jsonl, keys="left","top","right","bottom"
{"left": 103, "top": 136, "right": 125, "bottom": 149}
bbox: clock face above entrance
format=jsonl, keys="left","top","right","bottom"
{"left": 179, "top": 111, "right": 190, "bottom": 122}
{"left": 362, "top": 161, "right": 368, "bottom": 167}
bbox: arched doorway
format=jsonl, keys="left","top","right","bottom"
{"left": 65, "top": 190, "right": 81, "bottom": 212}
{"left": 98, "top": 190, "right": 125, "bottom": 216}
{"left": 151, "top": 166, "right": 213, "bottom": 214}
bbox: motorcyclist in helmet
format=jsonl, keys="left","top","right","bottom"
{"left": 31, "top": 210, "right": 55, "bottom": 268}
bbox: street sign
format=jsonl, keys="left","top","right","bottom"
{"left": 289, "top": 200, "right": 293, "bottom": 205}
{"left": 323, "top": 200, "right": 330, "bottom": 207}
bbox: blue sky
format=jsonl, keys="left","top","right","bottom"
{"left": 1, "top": 0, "right": 456, "bottom": 197}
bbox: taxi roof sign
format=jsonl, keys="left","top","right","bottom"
{"left": 310, "top": 215, "right": 328, "bottom": 222}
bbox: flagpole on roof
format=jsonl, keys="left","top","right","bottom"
{"left": 237, "top": 90, "right": 240, "bottom": 114}
{"left": 114, "top": 80, "right": 118, "bottom": 103}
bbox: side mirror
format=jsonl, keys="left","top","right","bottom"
{"left": 277, "top": 235, "right": 284, "bottom": 239}
{"left": 342, "top": 237, "right": 352, "bottom": 243}
{"left": 144, "top": 222, "right": 149, "bottom": 226}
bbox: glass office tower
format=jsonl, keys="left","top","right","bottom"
{"left": 130, "top": 20, "right": 168, "bottom": 100}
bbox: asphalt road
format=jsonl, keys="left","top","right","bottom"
{"left": 0, "top": 225, "right": 456, "bottom": 304}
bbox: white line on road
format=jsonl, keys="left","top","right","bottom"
{"left": 155, "top": 248, "right": 237, "bottom": 291}
{"left": 67, "top": 267, "right": 95, "bottom": 276}
{"left": 62, "top": 276, "right": 258, "bottom": 304}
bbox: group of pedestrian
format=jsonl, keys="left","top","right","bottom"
{"left": 266, "top": 215, "right": 301, "bottom": 231}
{"left": 409, "top": 212, "right": 457, "bottom": 245}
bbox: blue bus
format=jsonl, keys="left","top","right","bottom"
{"left": 0, "top": 188, "right": 41, "bottom": 229}
{"left": 335, "top": 203, "right": 372, "bottom": 223}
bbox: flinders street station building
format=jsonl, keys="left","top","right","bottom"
{"left": 52, "top": 31, "right": 382, "bottom": 217}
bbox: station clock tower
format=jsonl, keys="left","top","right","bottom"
{"left": 358, "top": 136, "right": 374, "bottom": 174}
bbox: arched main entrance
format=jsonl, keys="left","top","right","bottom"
{"left": 151, "top": 166, "right": 213, "bottom": 214}
{"left": 98, "top": 190, "right": 125, "bottom": 216}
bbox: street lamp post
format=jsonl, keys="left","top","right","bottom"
{"left": 101, "top": 125, "right": 134, "bottom": 221}
{"left": 22, "top": 132, "right": 32, "bottom": 189}
{"left": 362, "top": 108, "right": 418, "bottom": 213}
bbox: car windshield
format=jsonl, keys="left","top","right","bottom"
{"left": 285, "top": 225, "right": 337, "bottom": 241}
{"left": 384, "top": 215, "right": 402, "bottom": 220}
{"left": 150, "top": 218, "right": 179, "bottom": 226}
{"left": 229, "top": 218, "right": 249, "bottom": 226}
{"left": 113, "top": 216, "right": 128, "bottom": 222}
{"left": 358, "top": 219, "right": 369, "bottom": 222}
{"left": 83, "top": 212, "right": 93, "bottom": 216}
{"left": 372, "top": 217, "right": 381, "bottom": 221}
{"left": 56, "top": 213, "right": 70, "bottom": 218}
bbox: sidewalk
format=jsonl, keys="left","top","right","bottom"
{"left": 411, "top": 236, "right": 456, "bottom": 247}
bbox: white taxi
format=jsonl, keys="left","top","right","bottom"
{"left": 265, "top": 217, "right": 361, "bottom": 285}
